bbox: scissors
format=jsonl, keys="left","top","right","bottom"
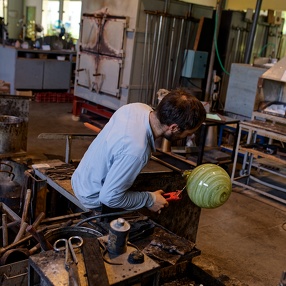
{"left": 163, "top": 185, "right": 186, "bottom": 202}
{"left": 53, "top": 236, "right": 83, "bottom": 286}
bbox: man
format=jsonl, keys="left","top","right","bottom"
{"left": 71, "top": 89, "right": 206, "bottom": 213}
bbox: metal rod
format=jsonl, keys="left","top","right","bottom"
{"left": 233, "top": 27, "right": 241, "bottom": 63}
{"left": 154, "top": 16, "right": 168, "bottom": 99}
{"left": 244, "top": 0, "right": 263, "bottom": 63}
{"left": 171, "top": 18, "right": 185, "bottom": 88}
{"left": 149, "top": 16, "right": 158, "bottom": 103}
{"left": 146, "top": 15, "right": 153, "bottom": 104}
{"left": 166, "top": 17, "right": 176, "bottom": 89}
{"left": 164, "top": 0, "right": 170, "bottom": 13}
{"left": 139, "top": 13, "right": 149, "bottom": 103}
{"left": 152, "top": 15, "right": 164, "bottom": 106}
{"left": 2, "top": 214, "right": 8, "bottom": 247}
{"left": 232, "top": 180, "right": 286, "bottom": 205}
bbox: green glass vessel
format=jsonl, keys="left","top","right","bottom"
{"left": 185, "top": 164, "right": 232, "bottom": 209}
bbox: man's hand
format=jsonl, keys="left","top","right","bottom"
{"left": 147, "top": 190, "right": 169, "bottom": 212}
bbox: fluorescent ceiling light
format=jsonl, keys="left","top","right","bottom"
{"left": 179, "top": 0, "right": 217, "bottom": 8}
{"left": 179, "top": 0, "right": 286, "bottom": 10}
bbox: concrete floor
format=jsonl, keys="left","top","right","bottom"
{"left": 25, "top": 101, "right": 286, "bottom": 286}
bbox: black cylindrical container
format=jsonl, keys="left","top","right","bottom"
{"left": 0, "top": 115, "right": 23, "bottom": 153}
{"left": 107, "top": 218, "right": 130, "bottom": 255}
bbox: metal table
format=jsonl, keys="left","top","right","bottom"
{"left": 28, "top": 241, "right": 160, "bottom": 286}
{"left": 32, "top": 158, "right": 175, "bottom": 214}
{"left": 32, "top": 160, "right": 89, "bottom": 212}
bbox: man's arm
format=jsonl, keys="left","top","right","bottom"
{"left": 99, "top": 154, "right": 167, "bottom": 211}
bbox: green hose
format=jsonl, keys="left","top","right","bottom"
{"left": 214, "top": 11, "right": 230, "bottom": 76}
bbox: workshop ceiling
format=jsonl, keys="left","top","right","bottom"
{"left": 225, "top": 0, "right": 286, "bottom": 11}
{"left": 179, "top": 0, "right": 286, "bottom": 11}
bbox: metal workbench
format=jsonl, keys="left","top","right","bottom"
{"left": 231, "top": 112, "right": 286, "bottom": 204}
{"left": 32, "top": 155, "right": 202, "bottom": 242}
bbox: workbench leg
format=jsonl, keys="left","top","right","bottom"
{"left": 245, "top": 131, "right": 257, "bottom": 185}
{"left": 28, "top": 263, "right": 35, "bottom": 286}
{"left": 197, "top": 125, "right": 208, "bottom": 165}
{"left": 231, "top": 125, "right": 242, "bottom": 181}
{"left": 231, "top": 122, "right": 240, "bottom": 163}
{"left": 65, "top": 136, "right": 72, "bottom": 163}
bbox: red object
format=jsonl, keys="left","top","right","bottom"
{"left": 163, "top": 190, "right": 183, "bottom": 202}
{"left": 72, "top": 96, "right": 114, "bottom": 118}
{"left": 163, "top": 186, "right": 186, "bottom": 202}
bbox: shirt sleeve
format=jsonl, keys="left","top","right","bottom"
{"left": 99, "top": 153, "right": 154, "bottom": 210}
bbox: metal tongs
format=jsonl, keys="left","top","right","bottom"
{"left": 53, "top": 236, "right": 83, "bottom": 286}
{"left": 163, "top": 186, "right": 186, "bottom": 202}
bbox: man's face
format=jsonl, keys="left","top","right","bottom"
{"left": 163, "top": 126, "right": 198, "bottom": 141}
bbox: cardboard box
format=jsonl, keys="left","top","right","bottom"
{"left": 267, "top": 10, "right": 275, "bottom": 24}
{"left": 0, "top": 80, "right": 10, "bottom": 94}
{"left": 16, "top": 90, "right": 33, "bottom": 97}
{"left": 275, "top": 11, "right": 282, "bottom": 25}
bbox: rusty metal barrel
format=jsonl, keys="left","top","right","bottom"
{"left": 0, "top": 115, "right": 23, "bottom": 153}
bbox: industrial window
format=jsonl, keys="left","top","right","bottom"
{"left": 42, "top": 0, "right": 81, "bottom": 41}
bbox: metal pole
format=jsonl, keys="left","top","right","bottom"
{"left": 164, "top": 0, "right": 170, "bottom": 13}
{"left": 152, "top": 15, "right": 164, "bottom": 106}
{"left": 166, "top": 17, "right": 176, "bottom": 89}
{"left": 205, "top": 0, "right": 224, "bottom": 102}
{"left": 139, "top": 13, "right": 149, "bottom": 103}
{"left": 59, "top": 0, "right": 64, "bottom": 23}
{"left": 244, "top": 0, "right": 263, "bottom": 63}
{"left": 146, "top": 15, "right": 153, "bottom": 104}
{"left": 155, "top": 16, "right": 168, "bottom": 95}
{"left": 171, "top": 18, "right": 185, "bottom": 88}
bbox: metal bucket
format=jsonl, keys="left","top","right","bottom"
{"left": 45, "top": 226, "right": 103, "bottom": 244}
{"left": 0, "top": 170, "right": 21, "bottom": 213}
{"left": 0, "top": 115, "right": 23, "bottom": 153}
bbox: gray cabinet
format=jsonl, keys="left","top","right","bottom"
{"left": 0, "top": 45, "right": 75, "bottom": 93}
{"left": 15, "top": 58, "right": 44, "bottom": 89}
{"left": 43, "top": 60, "right": 71, "bottom": 89}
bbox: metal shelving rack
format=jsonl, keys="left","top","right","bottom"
{"left": 231, "top": 113, "right": 286, "bottom": 203}
{"left": 231, "top": 57, "right": 286, "bottom": 203}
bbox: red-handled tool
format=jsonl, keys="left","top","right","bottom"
{"left": 163, "top": 186, "right": 186, "bottom": 202}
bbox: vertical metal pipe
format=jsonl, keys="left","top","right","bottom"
{"left": 148, "top": 17, "right": 158, "bottom": 104}
{"left": 152, "top": 15, "right": 164, "bottom": 106}
{"left": 164, "top": 0, "right": 170, "bottom": 13}
{"left": 244, "top": 0, "right": 263, "bottom": 63}
{"left": 59, "top": 0, "right": 64, "bottom": 23}
{"left": 146, "top": 15, "right": 153, "bottom": 104}
{"left": 139, "top": 13, "right": 149, "bottom": 103}
{"left": 166, "top": 17, "right": 176, "bottom": 89}
{"left": 153, "top": 15, "right": 163, "bottom": 81}
{"left": 172, "top": 18, "right": 185, "bottom": 88}
{"left": 155, "top": 16, "right": 168, "bottom": 95}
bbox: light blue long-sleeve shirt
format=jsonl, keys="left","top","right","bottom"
{"left": 71, "top": 103, "right": 156, "bottom": 210}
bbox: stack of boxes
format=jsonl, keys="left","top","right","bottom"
{"left": 34, "top": 92, "right": 74, "bottom": 103}
{"left": 0, "top": 80, "right": 10, "bottom": 95}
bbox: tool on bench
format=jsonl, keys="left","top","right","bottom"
{"left": 163, "top": 185, "right": 186, "bottom": 202}
{"left": 53, "top": 236, "right": 83, "bottom": 286}
{"left": 82, "top": 237, "right": 109, "bottom": 286}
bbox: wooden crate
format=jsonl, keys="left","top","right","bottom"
{"left": 0, "top": 81, "right": 10, "bottom": 94}
{"left": 15, "top": 90, "right": 33, "bottom": 97}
